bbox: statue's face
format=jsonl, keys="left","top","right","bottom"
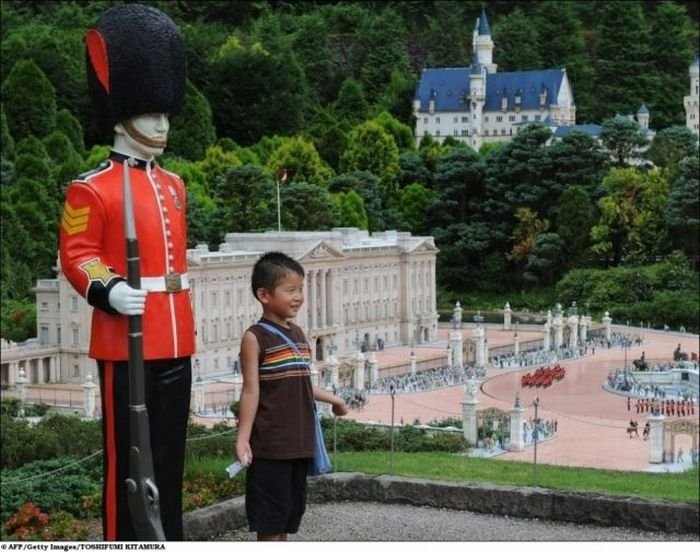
{"left": 115, "top": 113, "right": 170, "bottom": 159}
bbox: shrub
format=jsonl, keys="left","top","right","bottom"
{"left": 1, "top": 457, "right": 102, "bottom": 524}
{"left": 1, "top": 398, "right": 21, "bottom": 417}
{"left": 1, "top": 503, "right": 88, "bottom": 541}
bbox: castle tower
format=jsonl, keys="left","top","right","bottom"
{"left": 472, "top": 8, "right": 497, "bottom": 74}
{"left": 469, "top": 52, "right": 486, "bottom": 149}
{"left": 637, "top": 103, "right": 650, "bottom": 130}
{"left": 684, "top": 56, "right": 699, "bottom": 135}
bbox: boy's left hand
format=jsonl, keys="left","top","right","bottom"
{"left": 332, "top": 401, "right": 349, "bottom": 416}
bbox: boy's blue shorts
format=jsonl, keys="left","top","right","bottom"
{"left": 245, "top": 457, "right": 310, "bottom": 534}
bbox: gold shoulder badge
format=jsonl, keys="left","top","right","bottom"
{"left": 61, "top": 202, "right": 90, "bottom": 235}
{"left": 79, "top": 258, "right": 117, "bottom": 285}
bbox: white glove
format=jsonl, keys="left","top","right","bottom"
{"left": 109, "top": 281, "right": 148, "bottom": 315}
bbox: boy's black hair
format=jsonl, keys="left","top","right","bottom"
{"left": 251, "top": 251, "right": 305, "bottom": 299}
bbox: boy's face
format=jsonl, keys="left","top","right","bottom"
{"left": 258, "top": 271, "right": 304, "bottom": 322}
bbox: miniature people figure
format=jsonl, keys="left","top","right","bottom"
{"left": 59, "top": 4, "right": 193, "bottom": 540}
{"left": 236, "top": 252, "right": 349, "bottom": 541}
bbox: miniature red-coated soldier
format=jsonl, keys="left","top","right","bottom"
{"left": 59, "top": 4, "right": 194, "bottom": 541}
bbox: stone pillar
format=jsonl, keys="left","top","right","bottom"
{"left": 232, "top": 374, "right": 243, "bottom": 402}
{"left": 309, "top": 271, "right": 317, "bottom": 329}
{"left": 368, "top": 352, "right": 378, "bottom": 389}
{"left": 648, "top": 412, "right": 665, "bottom": 464}
{"left": 193, "top": 378, "right": 206, "bottom": 414}
{"left": 82, "top": 373, "right": 97, "bottom": 419}
{"left": 509, "top": 394, "right": 525, "bottom": 452}
{"left": 461, "top": 381, "right": 479, "bottom": 446}
{"left": 328, "top": 356, "right": 339, "bottom": 388}
{"left": 569, "top": 315, "right": 579, "bottom": 349}
{"left": 409, "top": 348, "right": 417, "bottom": 375}
{"left": 473, "top": 326, "right": 485, "bottom": 367}
{"left": 553, "top": 315, "right": 563, "bottom": 350}
{"left": 17, "top": 368, "right": 28, "bottom": 415}
{"left": 310, "top": 362, "right": 321, "bottom": 387}
{"left": 49, "top": 357, "right": 58, "bottom": 383}
{"left": 580, "top": 315, "right": 589, "bottom": 343}
{"left": 452, "top": 301, "right": 463, "bottom": 328}
{"left": 513, "top": 333, "right": 520, "bottom": 357}
{"left": 446, "top": 344, "right": 452, "bottom": 369}
{"left": 449, "top": 330, "right": 463, "bottom": 370}
{"left": 353, "top": 351, "right": 365, "bottom": 390}
{"left": 603, "top": 311, "right": 613, "bottom": 342}
{"left": 503, "top": 302, "right": 512, "bottom": 331}
{"left": 543, "top": 321, "right": 551, "bottom": 350}
{"left": 484, "top": 338, "right": 490, "bottom": 367}
{"left": 320, "top": 270, "right": 327, "bottom": 328}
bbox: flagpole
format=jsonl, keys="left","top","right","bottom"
{"left": 276, "top": 177, "right": 281, "bottom": 231}
{"left": 276, "top": 168, "right": 286, "bottom": 232}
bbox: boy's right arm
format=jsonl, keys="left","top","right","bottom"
{"left": 236, "top": 330, "right": 260, "bottom": 466}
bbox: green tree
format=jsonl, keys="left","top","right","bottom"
{"left": 196, "top": 145, "right": 242, "bottom": 189}
{"left": 509, "top": 207, "right": 550, "bottom": 265}
{"left": 421, "top": 1, "right": 471, "bottom": 68}
{"left": 333, "top": 78, "right": 369, "bottom": 126}
{"left": 599, "top": 117, "right": 648, "bottom": 167}
{"left": 431, "top": 146, "right": 486, "bottom": 226}
{"left": 1, "top": 59, "right": 56, "bottom": 140}
{"left": 483, "top": 123, "right": 553, "bottom": 224}
{"left": 524, "top": 232, "right": 566, "bottom": 286}
{"left": 627, "top": 169, "right": 671, "bottom": 263}
{"left": 206, "top": 38, "right": 308, "bottom": 145}
{"left": 163, "top": 158, "right": 219, "bottom": 249}
{"left": 305, "top": 108, "right": 348, "bottom": 173}
{"left": 546, "top": 130, "right": 608, "bottom": 199}
{"left": 1, "top": 109, "right": 15, "bottom": 159}
{"left": 329, "top": 171, "right": 384, "bottom": 232}
{"left": 647, "top": 1, "right": 695, "bottom": 129}
{"left": 666, "top": 153, "right": 699, "bottom": 267}
{"left": 556, "top": 186, "right": 596, "bottom": 268}
{"left": 7, "top": 177, "right": 57, "bottom": 281}
{"left": 398, "top": 151, "right": 432, "bottom": 189}
{"left": 341, "top": 121, "right": 400, "bottom": 194}
{"left": 168, "top": 80, "right": 217, "bottom": 161}
{"left": 493, "top": 8, "right": 541, "bottom": 71}
{"left": 371, "top": 111, "right": 415, "bottom": 152}
{"left": 291, "top": 11, "right": 343, "bottom": 105}
{"left": 399, "top": 182, "right": 434, "bottom": 235}
{"left": 534, "top": 0, "right": 595, "bottom": 122}
{"left": 592, "top": 1, "right": 657, "bottom": 122}
{"left": 280, "top": 181, "right": 337, "bottom": 231}
{"left": 590, "top": 167, "right": 645, "bottom": 265}
{"left": 331, "top": 189, "right": 368, "bottom": 230}
{"left": 42, "top": 130, "right": 82, "bottom": 204}
{"left": 212, "top": 164, "right": 276, "bottom": 233}
{"left": 54, "top": 109, "right": 85, "bottom": 156}
{"left": 353, "top": 7, "right": 410, "bottom": 100}
{"left": 265, "top": 136, "right": 334, "bottom": 188}
{"left": 646, "top": 126, "right": 698, "bottom": 175}
{"left": 0, "top": 187, "right": 33, "bottom": 303}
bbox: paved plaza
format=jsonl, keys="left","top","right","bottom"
{"left": 343, "top": 326, "right": 699, "bottom": 472}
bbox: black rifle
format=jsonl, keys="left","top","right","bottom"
{"left": 123, "top": 158, "right": 166, "bottom": 540}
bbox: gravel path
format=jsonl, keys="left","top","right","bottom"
{"left": 213, "top": 501, "right": 697, "bottom": 541}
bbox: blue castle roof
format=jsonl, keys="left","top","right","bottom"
{"left": 553, "top": 124, "right": 602, "bottom": 138}
{"left": 414, "top": 67, "right": 569, "bottom": 112}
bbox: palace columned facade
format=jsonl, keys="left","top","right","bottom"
{"left": 1, "top": 228, "right": 439, "bottom": 385}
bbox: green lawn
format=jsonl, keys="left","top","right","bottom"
{"left": 331, "top": 451, "right": 700, "bottom": 504}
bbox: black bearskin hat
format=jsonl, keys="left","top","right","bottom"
{"left": 85, "top": 4, "right": 186, "bottom": 132}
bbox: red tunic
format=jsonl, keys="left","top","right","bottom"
{"left": 59, "top": 152, "right": 195, "bottom": 361}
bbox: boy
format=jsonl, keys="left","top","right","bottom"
{"left": 236, "top": 251, "right": 348, "bottom": 541}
